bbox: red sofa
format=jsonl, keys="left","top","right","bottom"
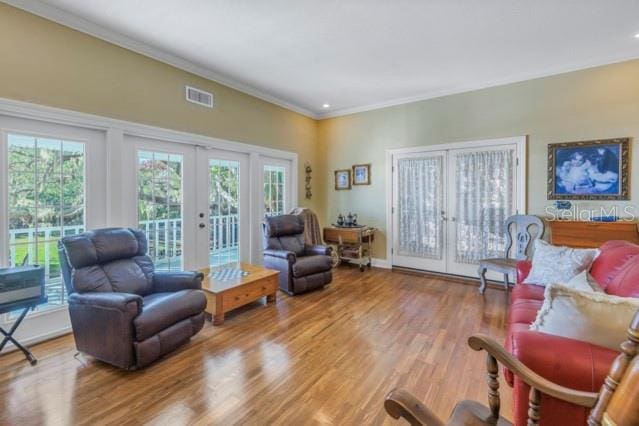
{"left": 505, "top": 240, "right": 639, "bottom": 426}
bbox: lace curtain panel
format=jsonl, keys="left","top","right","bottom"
{"left": 455, "top": 149, "right": 514, "bottom": 264}
{"left": 398, "top": 156, "right": 444, "bottom": 259}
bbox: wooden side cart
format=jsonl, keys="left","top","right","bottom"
{"left": 323, "top": 226, "right": 376, "bottom": 271}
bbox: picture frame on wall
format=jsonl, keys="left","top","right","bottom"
{"left": 547, "top": 137, "right": 630, "bottom": 200}
{"left": 352, "top": 163, "right": 371, "bottom": 185}
{"left": 334, "top": 169, "right": 351, "bottom": 190}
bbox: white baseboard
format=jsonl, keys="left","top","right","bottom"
{"left": 371, "top": 258, "right": 391, "bottom": 269}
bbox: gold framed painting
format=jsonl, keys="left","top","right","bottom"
{"left": 334, "top": 169, "right": 351, "bottom": 190}
{"left": 547, "top": 137, "right": 630, "bottom": 200}
{"left": 352, "top": 163, "right": 371, "bottom": 185}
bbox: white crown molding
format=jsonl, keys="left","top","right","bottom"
{"left": 316, "top": 53, "right": 639, "bottom": 120}
{"left": 2, "top": 0, "right": 319, "bottom": 119}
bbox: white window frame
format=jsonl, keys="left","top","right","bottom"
{"left": 260, "top": 157, "right": 292, "bottom": 217}
{"left": 254, "top": 156, "right": 293, "bottom": 263}
{"left": 4, "top": 132, "right": 88, "bottom": 309}
{"left": 135, "top": 148, "right": 187, "bottom": 271}
{"left": 0, "top": 115, "right": 107, "bottom": 348}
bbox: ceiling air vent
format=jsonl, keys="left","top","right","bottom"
{"left": 185, "top": 86, "right": 214, "bottom": 108}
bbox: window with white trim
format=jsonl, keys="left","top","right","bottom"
{"left": 137, "top": 150, "right": 183, "bottom": 271}
{"left": 263, "top": 165, "right": 285, "bottom": 217}
{"left": 6, "top": 133, "right": 85, "bottom": 310}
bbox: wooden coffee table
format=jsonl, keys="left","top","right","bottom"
{"left": 199, "top": 262, "right": 279, "bottom": 325}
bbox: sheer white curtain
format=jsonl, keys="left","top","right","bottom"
{"left": 398, "top": 156, "right": 444, "bottom": 259}
{"left": 455, "top": 149, "right": 514, "bottom": 264}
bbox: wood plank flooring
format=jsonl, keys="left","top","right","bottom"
{"left": 0, "top": 267, "right": 511, "bottom": 425}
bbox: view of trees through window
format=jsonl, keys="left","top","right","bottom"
{"left": 137, "top": 151, "right": 183, "bottom": 271}
{"left": 209, "top": 159, "right": 240, "bottom": 266}
{"left": 7, "top": 133, "right": 85, "bottom": 309}
{"left": 264, "top": 165, "right": 285, "bottom": 217}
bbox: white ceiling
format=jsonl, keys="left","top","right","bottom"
{"left": 8, "top": 0, "right": 639, "bottom": 118}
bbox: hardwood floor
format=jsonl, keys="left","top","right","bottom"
{"left": 0, "top": 267, "right": 511, "bottom": 425}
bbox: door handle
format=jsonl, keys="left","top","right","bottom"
{"left": 199, "top": 223, "right": 205, "bottom": 229}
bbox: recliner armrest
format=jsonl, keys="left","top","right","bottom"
{"left": 304, "top": 245, "right": 332, "bottom": 256}
{"left": 264, "top": 249, "right": 297, "bottom": 262}
{"left": 67, "top": 291, "right": 143, "bottom": 369}
{"left": 153, "top": 271, "right": 203, "bottom": 293}
{"left": 68, "top": 292, "right": 142, "bottom": 315}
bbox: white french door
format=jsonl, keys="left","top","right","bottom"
{"left": 125, "top": 136, "right": 197, "bottom": 270}
{"left": 261, "top": 157, "right": 291, "bottom": 218}
{"left": 126, "top": 141, "right": 291, "bottom": 270}
{"left": 254, "top": 157, "right": 292, "bottom": 263}
{"left": 391, "top": 137, "right": 525, "bottom": 278}
{"left": 392, "top": 150, "right": 448, "bottom": 272}
{"left": 0, "top": 115, "right": 106, "bottom": 340}
{"left": 446, "top": 145, "right": 519, "bottom": 277}
{"left": 196, "top": 148, "right": 250, "bottom": 268}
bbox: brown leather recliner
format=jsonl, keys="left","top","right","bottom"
{"left": 263, "top": 215, "right": 333, "bottom": 295}
{"left": 58, "top": 228, "right": 206, "bottom": 370}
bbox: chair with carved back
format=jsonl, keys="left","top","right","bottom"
{"left": 478, "top": 215, "right": 545, "bottom": 294}
{"left": 384, "top": 309, "right": 639, "bottom": 426}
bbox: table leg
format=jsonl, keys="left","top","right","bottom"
{"left": 266, "top": 292, "right": 277, "bottom": 303}
{"left": 478, "top": 265, "right": 488, "bottom": 295}
{"left": 0, "top": 306, "right": 37, "bottom": 365}
{"left": 213, "top": 313, "right": 225, "bottom": 326}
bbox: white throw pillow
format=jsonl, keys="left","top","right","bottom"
{"left": 530, "top": 284, "right": 639, "bottom": 350}
{"left": 523, "top": 240, "right": 599, "bottom": 286}
{"left": 560, "top": 270, "right": 603, "bottom": 293}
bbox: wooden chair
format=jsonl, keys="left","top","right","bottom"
{"left": 477, "top": 215, "right": 545, "bottom": 294}
{"left": 384, "top": 309, "right": 639, "bottom": 426}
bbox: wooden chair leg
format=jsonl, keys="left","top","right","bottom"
{"left": 478, "top": 265, "right": 488, "bottom": 294}
{"left": 527, "top": 387, "right": 541, "bottom": 426}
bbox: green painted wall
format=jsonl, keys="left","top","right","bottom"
{"left": 0, "top": 4, "right": 325, "bottom": 218}
{"left": 318, "top": 60, "right": 639, "bottom": 259}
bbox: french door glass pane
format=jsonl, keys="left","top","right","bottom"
{"left": 454, "top": 149, "right": 514, "bottom": 263}
{"left": 397, "top": 156, "right": 444, "bottom": 259}
{"left": 263, "top": 165, "right": 285, "bottom": 217}
{"left": 7, "top": 133, "right": 85, "bottom": 310}
{"left": 209, "top": 159, "right": 240, "bottom": 267}
{"left": 137, "top": 150, "right": 183, "bottom": 270}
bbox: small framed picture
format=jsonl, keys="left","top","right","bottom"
{"left": 547, "top": 138, "right": 630, "bottom": 200}
{"left": 334, "top": 169, "right": 351, "bottom": 190}
{"left": 352, "top": 164, "right": 371, "bottom": 185}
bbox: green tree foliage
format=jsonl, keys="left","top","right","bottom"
{"left": 209, "top": 162, "right": 239, "bottom": 216}
{"left": 8, "top": 137, "right": 84, "bottom": 230}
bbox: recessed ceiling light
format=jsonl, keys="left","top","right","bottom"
{"left": 635, "top": 33, "right": 639, "bottom": 38}
{"left": 322, "top": 103, "right": 330, "bottom": 108}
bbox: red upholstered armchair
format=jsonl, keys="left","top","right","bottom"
{"left": 505, "top": 240, "right": 639, "bottom": 425}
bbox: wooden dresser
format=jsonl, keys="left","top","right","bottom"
{"left": 547, "top": 220, "right": 639, "bottom": 248}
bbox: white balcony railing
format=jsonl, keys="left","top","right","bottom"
{"left": 7, "top": 215, "right": 240, "bottom": 307}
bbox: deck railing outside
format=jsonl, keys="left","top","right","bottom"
{"left": 8, "top": 214, "right": 240, "bottom": 308}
